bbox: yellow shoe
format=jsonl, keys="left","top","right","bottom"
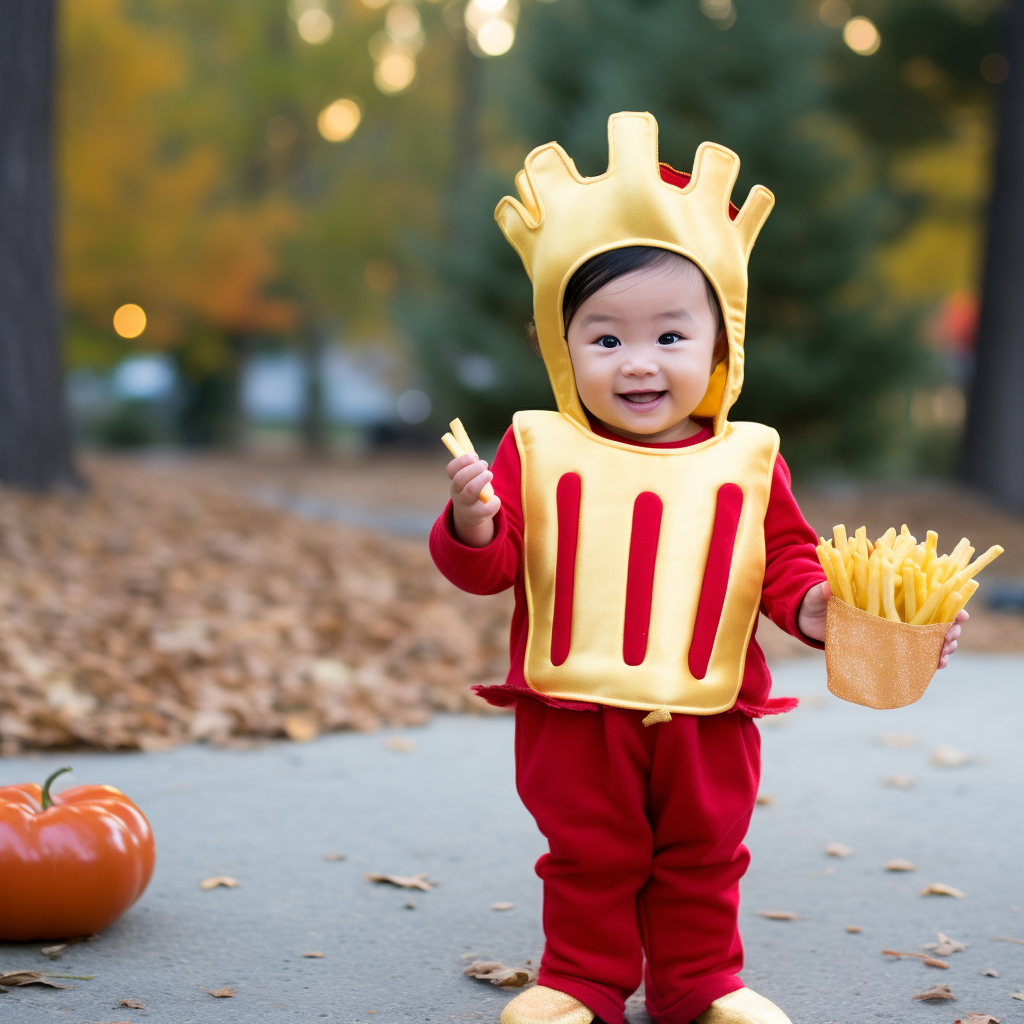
{"left": 500, "top": 984, "right": 595, "bottom": 1024}
{"left": 696, "top": 987, "right": 792, "bottom": 1024}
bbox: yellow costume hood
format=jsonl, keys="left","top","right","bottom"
{"left": 495, "top": 111, "right": 774, "bottom": 436}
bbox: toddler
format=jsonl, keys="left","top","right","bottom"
{"left": 429, "top": 113, "right": 962, "bottom": 1024}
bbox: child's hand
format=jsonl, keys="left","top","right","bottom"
{"left": 937, "top": 610, "right": 967, "bottom": 669}
{"left": 797, "top": 580, "right": 830, "bottom": 643}
{"left": 447, "top": 453, "right": 501, "bottom": 548}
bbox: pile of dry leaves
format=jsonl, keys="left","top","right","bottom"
{"left": 0, "top": 459, "right": 512, "bottom": 754}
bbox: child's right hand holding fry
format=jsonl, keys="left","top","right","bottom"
{"left": 447, "top": 452, "right": 501, "bottom": 547}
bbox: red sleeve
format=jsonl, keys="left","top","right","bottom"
{"left": 760, "top": 453, "right": 827, "bottom": 648}
{"left": 428, "top": 426, "right": 524, "bottom": 596}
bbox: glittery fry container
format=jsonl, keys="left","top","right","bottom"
{"left": 824, "top": 598, "right": 950, "bottom": 710}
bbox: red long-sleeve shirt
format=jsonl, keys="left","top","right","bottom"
{"left": 429, "top": 419, "right": 826, "bottom": 716}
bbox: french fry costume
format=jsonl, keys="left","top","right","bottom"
{"left": 429, "top": 113, "right": 826, "bottom": 1024}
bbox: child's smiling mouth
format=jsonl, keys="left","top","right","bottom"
{"left": 617, "top": 389, "right": 667, "bottom": 408}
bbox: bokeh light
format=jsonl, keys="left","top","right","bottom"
{"left": 396, "top": 389, "right": 431, "bottom": 424}
{"left": 843, "top": 16, "right": 880, "bottom": 56}
{"left": 386, "top": 5, "right": 421, "bottom": 42}
{"left": 699, "top": 0, "right": 733, "bottom": 19}
{"left": 818, "top": 0, "right": 850, "bottom": 29}
{"left": 981, "top": 53, "right": 1009, "bottom": 84}
{"left": 113, "top": 303, "right": 147, "bottom": 339}
{"left": 465, "top": 0, "right": 519, "bottom": 56}
{"left": 361, "top": 0, "right": 389, "bottom": 8}
{"left": 297, "top": 8, "right": 333, "bottom": 44}
{"left": 365, "top": 258, "right": 398, "bottom": 293}
{"left": 317, "top": 98, "right": 362, "bottom": 142}
{"left": 476, "top": 19, "right": 515, "bottom": 55}
{"left": 375, "top": 52, "right": 416, "bottom": 94}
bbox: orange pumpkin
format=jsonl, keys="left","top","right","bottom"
{"left": 0, "top": 767, "right": 156, "bottom": 940}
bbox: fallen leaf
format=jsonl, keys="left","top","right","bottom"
{"left": 754, "top": 793, "right": 775, "bottom": 807}
{"left": 883, "top": 950, "right": 949, "bottom": 969}
{"left": 923, "top": 932, "right": 967, "bottom": 955}
{"left": 920, "top": 882, "right": 966, "bottom": 898}
{"left": 825, "top": 842, "right": 853, "bottom": 858}
{"left": 463, "top": 960, "right": 537, "bottom": 988}
{"left": 120, "top": 998, "right": 146, "bottom": 1008}
{"left": 202, "top": 987, "right": 235, "bottom": 998}
{"left": 0, "top": 971, "right": 75, "bottom": 988}
{"left": 1013, "top": 992, "right": 1024, "bottom": 1002}
{"left": 982, "top": 968, "right": 999, "bottom": 977}
{"left": 39, "top": 944, "right": 66, "bottom": 959}
{"left": 404, "top": 902, "right": 415, "bottom": 909}
{"left": 991, "top": 936, "right": 1024, "bottom": 945}
{"left": 323, "top": 853, "right": 346, "bottom": 862}
{"left": 884, "top": 859, "right": 918, "bottom": 872}
{"left": 878, "top": 732, "right": 918, "bottom": 749}
{"left": 491, "top": 902, "right": 515, "bottom": 911}
{"left": 756, "top": 911, "right": 804, "bottom": 921}
{"left": 199, "top": 876, "right": 239, "bottom": 890}
{"left": 284, "top": 713, "right": 318, "bottom": 743}
{"left": 303, "top": 952, "right": 323, "bottom": 958}
{"left": 883, "top": 774, "right": 916, "bottom": 788}
{"left": 931, "top": 744, "right": 972, "bottom": 767}
{"left": 912, "top": 984, "right": 955, "bottom": 1001}
{"left": 846, "top": 925, "right": 863, "bottom": 933}
{"left": 365, "top": 872, "right": 433, "bottom": 891}
{"left": 385, "top": 736, "right": 416, "bottom": 753}
{"left": 955, "top": 1015, "right": 1000, "bottom": 1023}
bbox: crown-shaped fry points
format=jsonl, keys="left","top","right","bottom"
{"left": 495, "top": 112, "right": 774, "bottom": 433}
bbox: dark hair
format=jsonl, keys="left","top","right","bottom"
{"left": 526, "top": 246, "right": 726, "bottom": 361}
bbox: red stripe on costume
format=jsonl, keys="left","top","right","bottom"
{"left": 622, "top": 491, "right": 663, "bottom": 666}
{"left": 688, "top": 483, "right": 744, "bottom": 679}
{"left": 551, "top": 472, "right": 582, "bottom": 666}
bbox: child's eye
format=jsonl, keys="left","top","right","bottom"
{"left": 657, "top": 333, "right": 683, "bottom": 346}
{"left": 595, "top": 336, "right": 620, "bottom": 349}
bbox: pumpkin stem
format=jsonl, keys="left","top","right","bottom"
{"left": 40, "top": 766, "right": 73, "bottom": 810}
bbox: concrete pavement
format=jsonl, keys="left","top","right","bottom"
{"left": 1, "top": 653, "right": 1022, "bottom": 1024}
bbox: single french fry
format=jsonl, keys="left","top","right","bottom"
{"left": 881, "top": 558, "right": 900, "bottom": 622}
{"left": 902, "top": 562, "right": 917, "bottom": 622}
{"left": 936, "top": 588, "right": 962, "bottom": 624}
{"left": 441, "top": 432, "right": 464, "bottom": 460}
{"left": 816, "top": 544, "right": 838, "bottom": 596}
{"left": 944, "top": 538, "right": 972, "bottom": 580}
{"left": 853, "top": 543, "right": 869, "bottom": 610}
{"left": 911, "top": 577, "right": 955, "bottom": 625}
{"left": 855, "top": 526, "right": 867, "bottom": 542}
{"left": 828, "top": 545, "right": 856, "bottom": 605}
{"left": 950, "top": 579, "right": 979, "bottom": 618}
{"left": 950, "top": 544, "right": 1004, "bottom": 588}
{"left": 449, "top": 418, "right": 474, "bottom": 456}
{"left": 867, "top": 549, "right": 882, "bottom": 616}
{"left": 924, "top": 529, "right": 938, "bottom": 567}
{"left": 877, "top": 527, "right": 897, "bottom": 550}
{"left": 914, "top": 566, "right": 928, "bottom": 612}
{"left": 833, "top": 524, "right": 849, "bottom": 561}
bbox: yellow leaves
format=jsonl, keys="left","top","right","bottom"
{"left": 884, "top": 859, "right": 918, "bottom": 872}
{"left": 824, "top": 842, "right": 853, "bottom": 858}
{"left": 202, "top": 987, "right": 235, "bottom": 998}
{"left": 920, "top": 882, "right": 966, "bottom": 898}
{"left": 463, "top": 961, "right": 538, "bottom": 987}
{"left": 365, "top": 872, "right": 433, "bottom": 891}
{"left": 199, "top": 876, "right": 239, "bottom": 890}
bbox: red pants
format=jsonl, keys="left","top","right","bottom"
{"left": 514, "top": 700, "right": 761, "bottom": 1024}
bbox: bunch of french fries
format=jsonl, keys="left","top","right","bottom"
{"left": 816, "top": 525, "right": 1003, "bottom": 626}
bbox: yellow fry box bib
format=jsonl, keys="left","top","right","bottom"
{"left": 515, "top": 411, "right": 779, "bottom": 714}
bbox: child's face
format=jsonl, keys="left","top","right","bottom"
{"left": 565, "top": 259, "right": 723, "bottom": 443}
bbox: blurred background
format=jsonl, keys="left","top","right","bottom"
{"left": 0, "top": 0, "right": 1022, "bottom": 753}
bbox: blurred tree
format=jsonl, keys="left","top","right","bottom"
{"left": 407, "top": 0, "right": 1001, "bottom": 472}
{"left": 962, "top": 0, "right": 1024, "bottom": 510}
{"left": 0, "top": 0, "right": 78, "bottom": 489}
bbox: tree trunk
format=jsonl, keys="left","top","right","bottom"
{"left": 0, "top": 0, "right": 78, "bottom": 489}
{"left": 961, "top": 0, "right": 1024, "bottom": 510}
